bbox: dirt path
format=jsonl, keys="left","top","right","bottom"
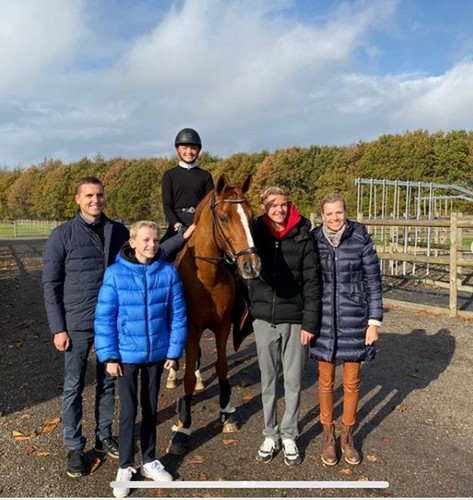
{"left": 0, "top": 239, "right": 472, "bottom": 498}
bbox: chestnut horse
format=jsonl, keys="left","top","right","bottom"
{"left": 167, "top": 173, "right": 261, "bottom": 455}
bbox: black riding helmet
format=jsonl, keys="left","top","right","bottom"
{"left": 175, "top": 128, "right": 202, "bottom": 148}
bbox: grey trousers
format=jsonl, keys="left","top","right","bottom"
{"left": 253, "top": 319, "right": 305, "bottom": 441}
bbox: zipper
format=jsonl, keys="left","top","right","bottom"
{"left": 331, "top": 247, "right": 337, "bottom": 340}
{"left": 143, "top": 265, "right": 151, "bottom": 363}
{"left": 270, "top": 241, "right": 279, "bottom": 326}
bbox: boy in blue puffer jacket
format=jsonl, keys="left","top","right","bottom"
{"left": 95, "top": 221, "right": 187, "bottom": 498}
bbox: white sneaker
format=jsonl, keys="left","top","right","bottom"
{"left": 140, "top": 459, "right": 173, "bottom": 481}
{"left": 256, "top": 437, "right": 280, "bottom": 463}
{"left": 282, "top": 438, "right": 302, "bottom": 466}
{"left": 113, "top": 466, "right": 136, "bottom": 498}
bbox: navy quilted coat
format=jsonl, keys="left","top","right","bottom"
{"left": 42, "top": 213, "right": 129, "bottom": 334}
{"left": 94, "top": 246, "right": 187, "bottom": 364}
{"left": 310, "top": 220, "right": 383, "bottom": 362}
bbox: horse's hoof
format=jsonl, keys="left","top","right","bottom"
{"left": 166, "top": 378, "right": 178, "bottom": 389}
{"left": 166, "top": 429, "right": 191, "bottom": 456}
{"left": 223, "top": 421, "right": 239, "bottom": 433}
{"left": 220, "top": 411, "right": 239, "bottom": 433}
{"left": 194, "top": 379, "right": 205, "bottom": 391}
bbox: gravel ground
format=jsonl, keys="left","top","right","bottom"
{"left": 0, "top": 239, "right": 472, "bottom": 499}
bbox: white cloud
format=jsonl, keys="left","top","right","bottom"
{"left": 0, "top": 0, "right": 472, "bottom": 168}
{"left": 0, "top": 0, "right": 86, "bottom": 96}
{"left": 398, "top": 60, "right": 473, "bottom": 129}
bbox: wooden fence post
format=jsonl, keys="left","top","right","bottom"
{"left": 449, "top": 212, "right": 458, "bottom": 317}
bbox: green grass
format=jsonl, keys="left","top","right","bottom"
{"left": 0, "top": 221, "right": 56, "bottom": 238}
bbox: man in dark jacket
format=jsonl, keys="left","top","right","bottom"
{"left": 310, "top": 193, "right": 382, "bottom": 467}
{"left": 42, "top": 177, "right": 127, "bottom": 477}
{"left": 248, "top": 186, "right": 321, "bottom": 466}
{"left": 42, "top": 177, "right": 193, "bottom": 478}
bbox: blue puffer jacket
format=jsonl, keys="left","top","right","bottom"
{"left": 310, "top": 220, "right": 383, "bottom": 362}
{"left": 94, "top": 245, "right": 187, "bottom": 364}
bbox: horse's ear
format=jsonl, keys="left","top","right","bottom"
{"left": 239, "top": 174, "right": 252, "bottom": 194}
{"left": 216, "top": 174, "right": 227, "bottom": 195}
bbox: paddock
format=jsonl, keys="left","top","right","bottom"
{"left": 0, "top": 238, "right": 472, "bottom": 498}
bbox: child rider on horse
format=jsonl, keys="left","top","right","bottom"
{"left": 160, "top": 128, "right": 214, "bottom": 244}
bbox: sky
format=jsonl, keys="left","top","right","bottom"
{"left": 1, "top": 0, "right": 473, "bottom": 169}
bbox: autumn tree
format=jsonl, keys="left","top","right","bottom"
{"left": 0, "top": 169, "right": 21, "bottom": 219}
{"left": 6, "top": 166, "right": 45, "bottom": 219}
{"left": 107, "top": 159, "right": 162, "bottom": 223}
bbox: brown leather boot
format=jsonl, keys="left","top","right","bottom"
{"left": 341, "top": 424, "right": 361, "bottom": 465}
{"left": 321, "top": 423, "right": 338, "bottom": 466}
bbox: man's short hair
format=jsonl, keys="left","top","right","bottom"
{"left": 129, "top": 220, "right": 160, "bottom": 239}
{"left": 75, "top": 177, "right": 104, "bottom": 195}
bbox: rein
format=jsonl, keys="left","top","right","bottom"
{"left": 189, "top": 194, "right": 257, "bottom": 265}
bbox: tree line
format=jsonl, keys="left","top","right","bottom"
{"left": 1, "top": 129, "right": 473, "bottom": 224}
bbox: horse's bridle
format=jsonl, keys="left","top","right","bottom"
{"left": 190, "top": 194, "right": 257, "bottom": 265}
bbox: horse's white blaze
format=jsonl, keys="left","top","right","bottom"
{"left": 236, "top": 203, "right": 254, "bottom": 247}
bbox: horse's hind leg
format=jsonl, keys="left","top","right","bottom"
{"left": 194, "top": 346, "right": 204, "bottom": 391}
{"left": 215, "top": 325, "right": 239, "bottom": 433}
{"left": 166, "top": 348, "right": 203, "bottom": 390}
{"left": 166, "top": 366, "right": 178, "bottom": 389}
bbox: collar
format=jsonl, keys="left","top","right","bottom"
{"left": 179, "top": 160, "right": 196, "bottom": 170}
{"left": 322, "top": 223, "right": 346, "bottom": 247}
{"left": 78, "top": 211, "right": 104, "bottom": 226}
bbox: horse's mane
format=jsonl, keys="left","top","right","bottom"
{"left": 193, "top": 183, "right": 244, "bottom": 225}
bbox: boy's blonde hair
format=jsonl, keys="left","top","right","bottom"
{"left": 129, "top": 220, "right": 160, "bottom": 239}
{"left": 259, "top": 186, "right": 288, "bottom": 205}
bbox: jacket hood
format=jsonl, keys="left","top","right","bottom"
{"left": 117, "top": 241, "right": 164, "bottom": 269}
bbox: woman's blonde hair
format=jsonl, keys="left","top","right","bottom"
{"left": 129, "top": 220, "right": 160, "bottom": 239}
{"left": 321, "top": 193, "right": 347, "bottom": 213}
{"left": 259, "top": 186, "right": 288, "bottom": 205}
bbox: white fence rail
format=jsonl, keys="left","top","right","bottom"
{"left": 0, "top": 219, "right": 63, "bottom": 238}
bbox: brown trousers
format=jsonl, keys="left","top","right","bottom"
{"left": 318, "top": 360, "right": 361, "bottom": 427}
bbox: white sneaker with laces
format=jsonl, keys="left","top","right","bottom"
{"left": 256, "top": 437, "right": 280, "bottom": 463}
{"left": 140, "top": 459, "right": 173, "bottom": 481}
{"left": 282, "top": 438, "right": 302, "bottom": 466}
{"left": 113, "top": 466, "right": 136, "bottom": 498}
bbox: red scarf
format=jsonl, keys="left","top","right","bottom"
{"left": 262, "top": 201, "right": 302, "bottom": 239}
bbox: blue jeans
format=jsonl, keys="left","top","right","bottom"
{"left": 62, "top": 330, "right": 115, "bottom": 451}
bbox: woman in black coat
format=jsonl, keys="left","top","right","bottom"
{"left": 310, "top": 193, "right": 383, "bottom": 466}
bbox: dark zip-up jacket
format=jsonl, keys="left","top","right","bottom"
{"left": 248, "top": 216, "right": 320, "bottom": 334}
{"left": 310, "top": 219, "right": 383, "bottom": 362}
{"left": 94, "top": 245, "right": 187, "bottom": 364}
{"left": 42, "top": 213, "right": 129, "bottom": 334}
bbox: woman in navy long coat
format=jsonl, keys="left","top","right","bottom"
{"left": 310, "top": 193, "right": 383, "bottom": 466}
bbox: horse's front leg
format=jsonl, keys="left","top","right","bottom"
{"left": 167, "top": 333, "right": 201, "bottom": 455}
{"left": 216, "top": 322, "right": 239, "bottom": 433}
